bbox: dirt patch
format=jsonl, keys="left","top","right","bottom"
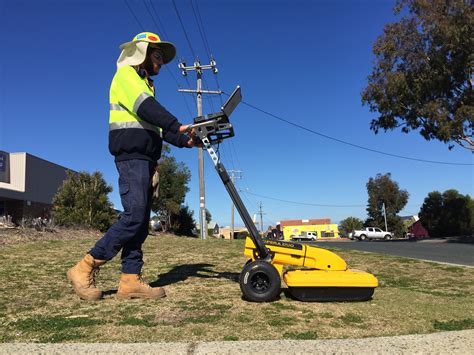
{"left": 0, "top": 228, "right": 102, "bottom": 246}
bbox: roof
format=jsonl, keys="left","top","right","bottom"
{"left": 278, "top": 219, "right": 331, "bottom": 227}
{"left": 400, "top": 215, "right": 419, "bottom": 222}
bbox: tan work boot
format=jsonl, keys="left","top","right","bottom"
{"left": 67, "top": 254, "right": 106, "bottom": 301}
{"left": 116, "top": 273, "right": 166, "bottom": 300}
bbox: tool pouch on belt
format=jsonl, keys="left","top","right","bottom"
{"left": 152, "top": 169, "right": 159, "bottom": 199}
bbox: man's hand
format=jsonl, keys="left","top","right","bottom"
{"left": 179, "top": 124, "right": 191, "bottom": 133}
{"left": 187, "top": 136, "right": 203, "bottom": 148}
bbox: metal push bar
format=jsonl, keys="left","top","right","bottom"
{"left": 189, "top": 102, "right": 271, "bottom": 260}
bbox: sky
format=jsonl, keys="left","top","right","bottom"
{"left": 1, "top": 0, "right": 472, "bottom": 229}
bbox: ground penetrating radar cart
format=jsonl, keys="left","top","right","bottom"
{"left": 188, "top": 87, "right": 378, "bottom": 302}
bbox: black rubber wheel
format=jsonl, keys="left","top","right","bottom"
{"left": 239, "top": 260, "right": 281, "bottom": 302}
{"left": 359, "top": 234, "right": 366, "bottom": 241}
{"left": 384, "top": 234, "right": 391, "bottom": 240}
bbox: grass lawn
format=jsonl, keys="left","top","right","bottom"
{"left": 0, "top": 229, "right": 473, "bottom": 343}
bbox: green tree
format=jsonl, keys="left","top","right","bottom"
{"left": 53, "top": 171, "right": 116, "bottom": 232}
{"left": 362, "top": 0, "right": 473, "bottom": 150}
{"left": 152, "top": 147, "right": 191, "bottom": 232}
{"left": 418, "top": 191, "right": 444, "bottom": 237}
{"left": 419, "top": 189, "right": 472, "bottom": 237}
{"left": 205, "top": 209, "right": 212, "bottom": 224}
{"left": 339, "top": 217, "right": 364, "bottom": 236}
{"left": 469, "top": 198, "right": 474, "bottom": 236}
{"left": 366, "top": 173, "right": 409, "bottom": 237}
{"left": 172, "top": 205, "right": 197, "bottom": 237}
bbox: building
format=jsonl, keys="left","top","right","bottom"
{"left": 0, "top": 151, "right": 71, "bottom": 224}
{"left": 214, "top": 226, "right": 249, "bottom": 240}
{"left": 408, "top": 220, "right": 429, "bottom": 239}
{"left": 401, "top": 215, "right": 429, "bottom": 239}
{"left": 277, "top": 218, "right": 340, "bottom": 240}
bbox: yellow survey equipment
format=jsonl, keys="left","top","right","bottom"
{"left": 244, "top": 238, "right": 378, "bottom": 301}
{"left": 191, "top": 86, "right": 378, "bottom": 302}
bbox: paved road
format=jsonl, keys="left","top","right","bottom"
{"left": 312, "top": 240, "right": 474, "bottom": 267}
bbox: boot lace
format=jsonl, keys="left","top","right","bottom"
{"left": 138, "top": 274, "right": 151, "bottom": 289}
{"left": 88, "top": 267, "right": 100, "bottom": 288}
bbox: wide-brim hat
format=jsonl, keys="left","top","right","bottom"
{"left": 119, "top": 32, "right": 176, "bottom": 64}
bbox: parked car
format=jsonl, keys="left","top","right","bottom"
{"left": 291, "top": 231, "right": 318, "bottom": 241}
{"left": 351, "top": 227, "right": 393, "bottom": 241}
{"left": 149, "top": 219, "right": 163, "bottom": 232}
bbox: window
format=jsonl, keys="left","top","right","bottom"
{"left": 321, "top": 231, "right": 335, "bottom": 238}
{"left": 0, "top": 201, "right": 4, "bottom": 217}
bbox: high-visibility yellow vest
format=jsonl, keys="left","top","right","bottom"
{"left": 109, "top": 66, "right": 162, "bottom": 136}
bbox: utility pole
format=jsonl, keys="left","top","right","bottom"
{"left": 382, "top": 202, "right": 388, "bottom": 232}
{"left": 178, "top": 59, "right": 220, "bottom": 240}
{"left": 229, "top": 170, "right": 242, "bottom": 239}
{"left": 257, "top": 202, "right": 266, "bottom": 234}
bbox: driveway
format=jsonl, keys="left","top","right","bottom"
{"left": 313, "top": 239, "right": 474, "bottom": 267}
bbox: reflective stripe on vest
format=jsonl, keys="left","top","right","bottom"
{"left": 109, "top": 122, "right": 162, "bottom": 138}
{"left": 109, "top": 66, "right": 161, "bottom": 135}
{"left": 133, "top": 92, "right": 152, "bottom": 114}
{"left": 109, "top": 121, "right": 162, "bottom": 137}
{"left": 110, "top": 103, "right": 126, "bottom": 111}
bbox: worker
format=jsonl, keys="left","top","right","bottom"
{"left": 67, "top": 32, "right": 199, "bottom": 301}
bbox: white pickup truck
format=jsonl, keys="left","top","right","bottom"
{"left": 291, "top": 231, "right": 318, "bottom": 241}
{"left": 350, "top": 227, "right": 393, "bottom": 241}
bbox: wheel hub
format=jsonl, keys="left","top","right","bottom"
{"left": 251, "top": 272, "right": 270, "bottom": 293}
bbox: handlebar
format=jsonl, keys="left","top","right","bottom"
{"left": 190, "top": 111, "right": 234, "bottom": 145}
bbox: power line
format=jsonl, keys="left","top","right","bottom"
{"left": 171, "top": 0, "right": 197, "bottom": 59}
{"left": 174, "top": 77, "right": 194, "bottom": 117}
{"left": 220, "top": 142, "right": 236, "bottom": 171}
{"left": 241, "top": 189, "right": 366, "bottom": 208}
{"left": 229, "top": 139, "right": 243, "bottom": 171}
{"left": 183, "top": 74, "right": 197, "bottom": 99}
{"left": 148, "top": 0, "right": 171, "bottom": 39}
{"left": 213, "top": 75, "right": 225, "bottom": 106}
{"left": 152, "top": 1, "right": 219, "bottom": 123}
{"left": 193, "top": 0, "right": 213, "bottom": 58}
{"left": 123, "top": 0, "right": 194, "bottom": 117}
{"left": 224, "top": 92, "right": 473, "bottom": 166}
{"left": 142, "top": 0, "right": 163, "bottom": 34}
{"left": 188, "top": 0, "right": 224, "bottom": 106}
{"left": 189, "top": 0, "right": 211, "bottom": 59}
{"left": 202, "top": 76, "right": 215, "bottom": 112}
{"left": 137, "top": 0, "right": 194, "bottom": 116}
{"left": 165, "top": 65, "right": 194, "bottom": 116}
{"left": 124, "top": 0, "right": 143, "bottom": 30}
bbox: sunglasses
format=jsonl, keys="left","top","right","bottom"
{"left": 152, "top": 50, "right": 164, "bottom": 62}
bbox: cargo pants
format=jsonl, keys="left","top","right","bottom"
{"left": 89, "top": 159, "right": 155, "bottom": 274}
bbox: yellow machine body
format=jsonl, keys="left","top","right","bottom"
{"left": 283, "top": 269, "right": 378, "bottom": 288}
{"left": 244, "top": 237, "right": 378, "bottom": 301}
{"left": 244, "top": 238, "right": 348, "bottom": 272}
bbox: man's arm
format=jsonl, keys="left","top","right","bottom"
{"left": 137, "top": 97, "right": 182, "bottom": 133}
{"left": 162, "top": 129, "right": 192, "bottom": 148}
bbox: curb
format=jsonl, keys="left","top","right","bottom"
{"left": 1, "top": 329, "right": 473, "bottom": 354}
